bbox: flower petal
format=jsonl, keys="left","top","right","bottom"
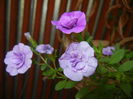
{"left": 6, "top": 66, "right": 18, "bottom": 76}
{"left": 17, "top": 59, "right": 32, "bottom": 74}
{"left": 82, "top": 66, "right": 95, "bottom": 77}
{"left": 87, "top": 57, "right": 98, "bottom": 68}
{"left": 51, "top": 21, "right": 58, "bottom": 25}
{"left": 63, "top": 68, "right": 83, "bottom": 81}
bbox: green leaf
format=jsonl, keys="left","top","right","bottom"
{"left": 99, "top": 57, "right": 110, "bottom": 63}
{"left": 75, "top": 34, "right": 84, "bottom": 41}
{"left": 125, "top": 52, "right": 133, "bottom": 59}
{"left": 41, "top": 64, "right": 48, "bottom": 71}
{"left": 84, "top": 33, "right": 93, "bottom": 44}
{"left": 75, "top": 87, "right": 89, "bottom": 99}
{"left": 120, "top": 83, "right": 132, "bottom": 97}
{"left": 48, "top": 55, "right": 56, "bottom": 62}
{"left": 93, "top": 46, "right": 99, "bottom": 53}
{"left": 64, "top": 81, "right": 77, "bottom": 89}
{"left": 118, "top": 61, "right": 133, "bottom": 72}
{"left": 97, "top": 66, "right": 108, "bottom": 74}
{"left": 42, "top": 69, "right": 55, "bottom": 76}
{"left": 55, "top": 80, "right": 67, "bottom": 91}
{"left": 57, "top": 67, "right": 63, "bottom": 72}
{"left": 109, "top": 49, "right": 125, "bottom": 64}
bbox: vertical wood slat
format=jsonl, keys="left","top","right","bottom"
{"left": 44, "top": 1, "right": 61, "bottom": 99}
{"left": 17, "top": 0, "right": 25, "bottom": 43}
{"left": 86, "top": 0, "right": 94, "bottom": 19}
{"left": 20, "top": 0, "right": 32, "bottom": 98}
{"left": 105, "top": 0, "right": 118, "bottom": 40}
{"left": 44, "top": 0, "right": 55, "bottom": 44}
{"left": 0, "top": 0, "right": 6, "bottom": 99}
{"left": 81, "top": 0, "right": 89, "bottom": 13}
{"left": 4, "top": 0, "right": 11, "bottom": 99}
{"left": 92, "top": 0, "right": 104, "bottom": 38}
{"left": 94, "top": 0, "right": 111, "bottom": 40}
{"left": 25, "top": 0, "right": 37, "bottom": 98}
{"left": 5, "top": 0, "right": 11, "bottom": 50}
{"left": 39, "top": 0, "right": 48, "bottom": 43}
{"left": 43, "top": 0, "right": 56, "bottom": 98}
{"left": 35, "top": 0, "right": 48, "bottom": 98}
{"left": 53, "top": 0, "right": 68, "bottom": 49}
{"left": 12, "top": 1, "right": 25, "bottom": 98}
{"left": 66, "top": 0, "right": 72, "bottom": 12}
{"left": 87, "top": 0, "right": 99, "bottom": 35}
{"left": 7, "top": 0, "right": 19, "bottom": 98}
{"left": 100, "top": 0, "right": 115, "bottom": 40}
{"left": 50, "top": 0, "right": 61, "bottom": 45}
{"left": 41, "top": 79, "right": 47, "bottom": 99}
{"left": 30, "top": 0, "right": 43, "bottom": 98}
{"left": 29, "top": 0, "right": 37, "bottom": 35}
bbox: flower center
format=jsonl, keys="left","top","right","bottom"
{"left": 43, "top": 46, "right": 50, "bottom": 51}
{"left": 13, "top": 52, "right": 25, "bottom": 69}
{"left": 70, "top": 53, "right": 85, "bottom": 71}
{"left": 61, "top": 18, "right": 78, "bottom": 29}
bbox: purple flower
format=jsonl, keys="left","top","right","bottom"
{"left": 36, "top": 44, "right": 54, "bottom": 54}
{"left": 102, "top": 46, "right": 115, "bottom": 56}
{"left": 59, "top": 41, "right": 98, "bottom": 81}
{"left": 51, "top": 11, "right": 86, "bottom": 34}
{"left": 4, "top": 43, "right": 33, "bottom": 76}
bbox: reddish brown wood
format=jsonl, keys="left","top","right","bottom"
{"left": 94, "top": 0, "right": 110, "bottom": 40}
{"left": 124, "top": 15, "right": 133, "bottom": 37}
{"left": 44, "top": 0, "right": 55, "bottom": 43}
{"left": 54, "top": 0, "right": 67, "bottom": 49}
{"left": 17, "top": 0, "right": 32, "bottom": 98}
{"left": 81, "top": 0, "right": 89, "bottom": 13}
{"left": 22, "top": 0, "right": 31, "bottom": 43}
{"left": 87, "top": 0, "right": 99, "bottom": 35}
{"left": 32, "top": 1, "right": 44, "bottom": 98}
{"left": 33, "top": 0, "right": 43, "bottom": 42}
{"left": 6, "top": 0, "right": 18, "bottom": 98}
{"left": 70, "top": 0, "right": 77, "bottom": 11}
{"left": 25, "top": 65, "right": 35, "bottom": 98}
{"left": 43, "top": 0, "right": 55, "bottom": 99}
{"left": 0, "top": 0, "right": 6, "bottom": 98}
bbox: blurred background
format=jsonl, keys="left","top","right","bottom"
{"left": 0, "top": 0, "right": 133, "bottom": 99}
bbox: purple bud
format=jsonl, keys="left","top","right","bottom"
{"left": 102, "top": 46, "right": 115, "bottom": 56}
{"left": 36, "top": 44, "right": 54, "bottom": 54}
{"left": 24, "top": 32, "right": 32, "bottom": 40}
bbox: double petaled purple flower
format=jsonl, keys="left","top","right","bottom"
{"left": 36, "top": 44, "right": 54, "bottom": 54}
{"left": 102, "top": 46, "right": 115, "bottom": 56}
{"left": 4, "top": 43, "right": 33, "bottom": 76}
{"left": 59, "top": 41, "right": 98, "bottom": 81}
{"left": 51, "top": 11, "right": 86, "bottom": 34}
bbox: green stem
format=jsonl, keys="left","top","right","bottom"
{"left": 32, "top": 47, "right": 66, "bottom": 79}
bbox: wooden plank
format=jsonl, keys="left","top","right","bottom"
{"left": 0, "top": 0, "right": 6, "bottom": 98}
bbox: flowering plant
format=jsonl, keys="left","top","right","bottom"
{"left": 4, "top": 11, "right": 133, "bottom": 99}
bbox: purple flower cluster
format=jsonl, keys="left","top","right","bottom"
{"left": 102, "top": 46, "right": 115, "bottom": 56}
{"left": 4, "top": 43, "right": 33, "bottom": 76}
{"left": 51, "top": 11, "right": 86, "bottom": 34}
{"left": 59, "top": 41, "right": 98, "bottom": 81}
